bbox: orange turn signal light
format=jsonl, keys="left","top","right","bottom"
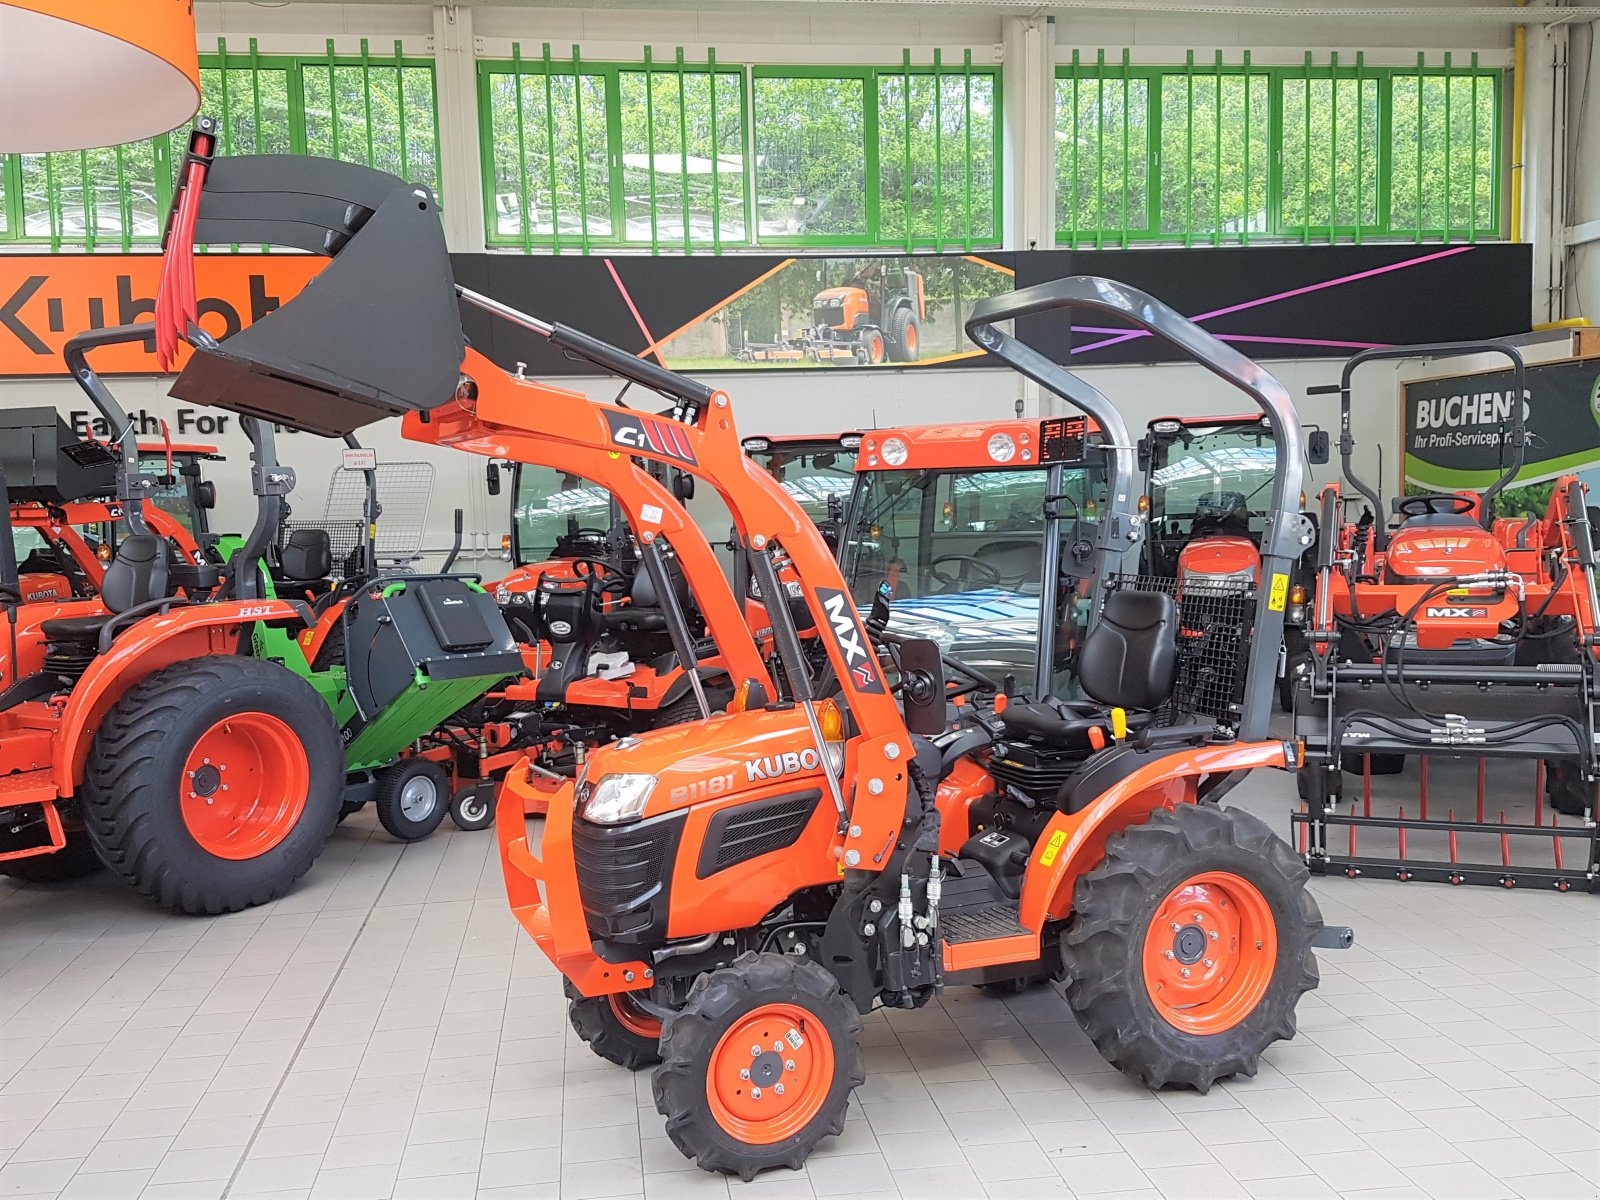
{"left": 817, "top": 699, "right": 845, "bottom": 741}
{"left": 500, "top": 534, "right": 512, "bottom": 551}
{"left": 1290, "top": 585, "right": 1306, "bottom": 605}
{"left": 96, "top": 542, "right": 113, "bottom": 562}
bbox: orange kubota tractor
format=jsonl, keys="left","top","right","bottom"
{"left": 138, "top": 133, "right": 1344, "bottom": 1175}
{"left": 1293, "top": 342, "right": 1600, "bottom": 889}
{"left": 467, "top": 281, "right": 1346, "bottom": 1175}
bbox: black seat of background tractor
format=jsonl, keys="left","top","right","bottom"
{"left": 39, "top": 535, "right": 170, "bottom": 643}
{"left": 274, "top": 528, "right": 333, "bottom": 587}
{"left": 1079, "top": 589, "right": 1179, "bottom": 710}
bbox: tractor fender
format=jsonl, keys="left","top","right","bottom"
{"left": 53, "top": 598, "right": 306, "bottom": 794}
{"left": 1017, "top": 738, "right": 1296, "bottom": 933}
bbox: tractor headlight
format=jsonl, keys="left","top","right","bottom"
{"left": 580, "top": 773, "right": 657, "bottom": 825}
{"left": 987, "top": 433, "right": 1017, "bottom": 463}
{"left": 495, "top": 585, "right": 511, "bottom": 602}
{"left": 881, "top": 437, "right": 909, "bottom": 467}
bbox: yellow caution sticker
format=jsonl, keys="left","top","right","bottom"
{"left": 1268, "top": 572, "right": 1289, "bottom": 612}
{"left": 1039, "top": 829, "right": 1069, "bottom": 868}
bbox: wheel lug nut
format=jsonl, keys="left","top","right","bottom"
{"left": 1209, "top": 930, "right": 1218, "bottom": 940}
{"left": 1163, "top": 950, "right": 1175, "bottom": 960}
{"left": 751, "top": 1087, "right": 762, "bottom": 1099}
{"left": 1192, "top": 912, "right": 1203, "bottom": 922}
{"left": 1180, "top": 967, "right": 1191, "bottom": 978}
{"left": 1170, "top": 922, "right": 1181, "bottom": 932}
{"left": 1203, "top": 958, "right": 1213, "bottom": 968}
{"left": 785, "top": 1060, "right": 795, "bottom": 1071}
{"left": 773, "top": 1041, "right": 784, "bottom": 1053}
{"left": 740, "top": 1068, "right": 750, "bottom": 1080}
{"left": 775, "top": 1083, "right": 785, "bottom": 1095}
{"left": 751, "top": 1045, "right": 761, "bottom": 1057}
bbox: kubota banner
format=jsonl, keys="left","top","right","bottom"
{"left": 0, "top": 256, "right": 324, "bottom": 376}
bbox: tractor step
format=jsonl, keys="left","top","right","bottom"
{"left": 941, "top": 902, "right": 1026, "bottom": 945}
{"left": 0, "top": 770, "right": 56, "bottom": 805}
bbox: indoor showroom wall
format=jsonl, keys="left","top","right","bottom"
{"left": 0, "top": 356, "right": 1396, "bottom": 572}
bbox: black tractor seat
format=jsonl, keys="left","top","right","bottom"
{"left": 39, "top": 534, "right": 171, "bottom": 645}
{"left": 271, "top": 528, "right": 334, "bottom": 596}
{"left": 997, "top": 588, "right": 1179, "bottom": 756}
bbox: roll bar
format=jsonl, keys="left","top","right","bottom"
{"left": 63, "top": 323, "right": 171, "bottom": 534}
{"left": 1309, "top": 340, "right": 1527, "bottom": 543}
{"left": 966, "top": 276, "right": 1309, "bottom": 742}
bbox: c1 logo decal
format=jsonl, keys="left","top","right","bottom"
{"left": 603, "top": 410, "right": 698, "bottom": 466}
{"left": 815, "top": 586, "right": 885, "bottom": 694}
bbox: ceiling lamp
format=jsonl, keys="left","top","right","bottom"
{"left": 0, "top": 0, "right": 200, "bottom": 152}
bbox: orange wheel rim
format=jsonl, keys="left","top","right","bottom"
{"left": 608, "top": 993, "right": 661, "bottom": 1040}
{"left": 1141, "top": 871, "right": 1276, "bottom": 1035}
{"left": 179, "top": 713, "right": 309, "bottom": 860}
{"left": 706, "top": 1003, "right": 833, "bottom": 1146}
{"left": 904, "top": 325, "right": 917, "bottom": 354}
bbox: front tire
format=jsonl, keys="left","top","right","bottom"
{"left": 567, "top": 981, "right": 663, "bottom": 1070}
{"left": 886, "top": 308, "right": 920, "bottom": 363}
{"left": 374, "top": 759, "right": 450, "bottom": 841}
{"left": 449, "top": 784, "right": 495, "bottom": 831}
{"left": 81, "top": 656, "right": 343, "bottom": 914}
{"left": 653, "top": 952, "right": 863, "bottom": 1179}
{"left": 1064, "top": 804, "right": 1321, "bottom": 1092}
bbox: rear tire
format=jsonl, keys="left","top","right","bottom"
{"left": 1064, "top": 804, "right": 1321, "bottom": 1092}
{"left": 653, "top": 952, "right": 863, "bottom": 1179}
{"left": 374, "top": 759, "right": 450, "bottom": 841}
{"left": 1545, "top": 761, "right": 1593, "bottom": 818}
{"left": 0, "top": 833, "right": 103, "bottom": 882}
{"left": 1340, "top": 751, "right": 1404, "bottom": 776}
{"left": 886, "top": 308, "right": 920, "bottom": 363}
{"left": 81, "top": 656, "right": 342, "bottom": 914}
{"left": 567, "top": 980, "right": 663, "bottom": 1070}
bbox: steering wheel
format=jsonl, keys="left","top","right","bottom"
{"left": 926, "top": 554, "right": 1002, "bottom": 593}
{"left": 875, "top": 628, "right": 1000, "bottom": 703}
{"left": 1397, "top": 495, "right": 1475, "bottom": 519}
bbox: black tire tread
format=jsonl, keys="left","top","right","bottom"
{"left": 565, "top": 980, "right": 662, "bottom": 1070}
{"left": 81, "top": 656, "right": 341, "bottom": 915}
{"left": 1064, "top": 804, "right": 1322, "bottom": 1092}
{"left": 374, "top": 759, "right": 450, "bottom": 841}
{"left": 652, "top": 952, "right": 864, "bottom": 1180}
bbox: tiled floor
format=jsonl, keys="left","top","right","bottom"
{"left": 1, "top": 771, "right": 1597, "bottom": 1200}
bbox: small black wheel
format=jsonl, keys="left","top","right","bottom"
{"left": 449, "top": 784, "right": 495, "bottom": 832}
{"left": 0, "top": 834, "right": 103, "bottom": 882}
{"left": 1340, "top": 751, "right": 1404, "bottom": 776}
{"left": 567, "top": 980, "right": 663, "bottom": 1070}
{"left": 373, "top": 759, "right": 450, "bottom": 841}
{"left": 1545, "top": 761, "right": 1593, "bottom": 818}
{"left": 1064, "top": 804, "right": 1322, "bottom": 1092}
{"left": 653, "top": 951, "right": 864, "bottom": 1179}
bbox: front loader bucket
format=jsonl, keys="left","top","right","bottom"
{"left": 165, "top": 151, "right": 464, "bottom": 437}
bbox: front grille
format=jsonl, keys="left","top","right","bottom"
{"left": 1104, "top": 573, "right": 1255, "bottom": 728}
{"left": 571, "top": 812, "right": 681, "bottom": 939}
{"left": 697, "top": 789, "right": 820, "bottom": 877}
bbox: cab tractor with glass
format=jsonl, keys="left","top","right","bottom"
{"left": 840, "top": 420, "right": 1108, "bottom": 694}
{"left": 742, "top": 433, "right": 862, "bottom": 549}
{"left": 1141, "top": 414, "right": 1328, "bottom": 710}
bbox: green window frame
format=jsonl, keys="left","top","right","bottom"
{"left": 479, "top": 46, "right": 750, "bottom": 254}
{"left": 479, "top": 48, "right": 1002, "bottom": 254}
{"left": 0, "top": 38, "right": 440, "bottom": 252}
{"left": 753, "top": 55, "right": 1002, "bottom": 251}
{"left": 1056, "top": 51, "right": 1502, "bottom": 248}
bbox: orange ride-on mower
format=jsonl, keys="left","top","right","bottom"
{"left": 470, "top": 278, "right": 1348, "bottom": 1177}
{"left": 1293, "top": 342, "right": 1600, "bottom": 890}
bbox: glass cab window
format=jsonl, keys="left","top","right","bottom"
{"left": 841, "top": 460, "right": 1105, "bottom": 690}
{"left": 512, "top": 464, "right": 615, "bottom": 565}
{"left": 1146, "top": 424, "right": 1277, "bottom": 574}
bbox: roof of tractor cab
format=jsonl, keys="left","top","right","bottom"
{"left": 742, "top": 432, "right": 864, "bottom": 454}
{"left": 854, "top": 418, "right": 1102, "bottom": 471}
{"left": 1148, "top": 414, "right": 1266, "bottom": 430}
